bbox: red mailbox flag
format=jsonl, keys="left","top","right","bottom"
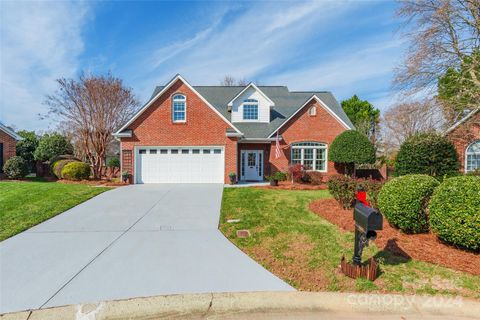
{"left": 356, "top": 190, "right": 370, "bottom": 207}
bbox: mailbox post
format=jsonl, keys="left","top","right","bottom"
{"left": 340, "top": 187, "right": 383, "bottom": 280}
{"left": 353, "top": 202, "right": 382, "bottom": 265}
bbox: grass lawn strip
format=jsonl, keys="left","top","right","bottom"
{"left": 0, "top": 180, "right": 111, "bottom": 241}
{"left": 220, "top": 188, "right": 480, "bottom": 299}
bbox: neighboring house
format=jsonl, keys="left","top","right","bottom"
{"left": 114, "top": 74, "right": 354, "bottom": 184}
{"left": 0, "top": 122, "right": 22, "bottom": 172}
{"left": 446, "top": 108, "right": 480, "bottom": 173}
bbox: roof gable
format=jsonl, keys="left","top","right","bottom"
{"left": 227, "top": 83, "right": 275, "bottom": 107}
{"left": 114, "top": 74, "right": 242, "bottom": 135}
{"left": 446, "top": 108, "right": 480, "bottom": 134}
{"left": 0, "top": 122, "right": 22, "bottom": 140}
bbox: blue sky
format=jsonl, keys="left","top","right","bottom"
{"left": 0, "top": 0, "right": 406, "bottom": 131}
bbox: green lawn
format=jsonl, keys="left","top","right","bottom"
{"left": 0, "top": 179, "right": 111, "bottom": 241}
{"left": 220, "top": 188, "right": 480, "bottom": 298}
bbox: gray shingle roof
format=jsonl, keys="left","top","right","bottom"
{"left": 149, "top": 85, "right": 354, "bottom": 138}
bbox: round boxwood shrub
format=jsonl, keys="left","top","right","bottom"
{"left": 329, "top": 130, "right": 375, "bottom": 175}
{"left": 378, "top": 174, "right": 439, "bottom": 233}
{"left": 395, "top": 132, "right": 459, "bottom": 178}
{"left": 428, "top": 176, "right": 480, "bottom": 251}
{"left": 51, "top": 159, "right": 76, "bottom": 179}
{"left": 3, "top": 156, "right": 29, "bottom": 179}
{"left": 61, "top": 161, "right": 91, "bottom": 181}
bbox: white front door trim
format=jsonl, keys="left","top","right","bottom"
{"left": 240, "top": 150, "right": 264, "bottom": 181}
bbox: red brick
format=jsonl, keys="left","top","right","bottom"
{"left": 447, "top": 112, "right": 480, "bottom": 173}
{"left": 0, "top": 130, "right": 17, "bottom": 171}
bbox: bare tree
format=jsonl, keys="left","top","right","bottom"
{"left": 46, "top": 73, "right": 140, "bottom": 179}
{"left": 220, "top": 75, "right": 248, "bottom": 86}
{"left": 380, "top": 99, "right": 443, "bottom": 150}
{"left": 395, "top": 0, "right": 480, "bottom": 91}
{"left": 220, "top": 75, "right": 236, "bottom": 86}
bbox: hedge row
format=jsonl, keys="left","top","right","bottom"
{"left": 327, "top": 175, "right": 384, "bottom": 209}
{"left": 50, "top": 159, "right": 91, "bottom": 181}
{"left": 377, "top": 175, "right": 479, "bottom": 251}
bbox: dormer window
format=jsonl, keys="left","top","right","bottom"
{"left": 172, "top": 94, "right": 186, "bottom": 122}
{"left": 243, "top": 99, "right": 258, "bottom": 120}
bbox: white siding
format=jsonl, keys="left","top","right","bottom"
{"left": 231, "top": 87, "right": 271, "bottom": 123}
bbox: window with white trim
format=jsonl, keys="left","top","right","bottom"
{"left": 243, "top": 99, "right": 258, "bottom": 120}
{"left": 309, "top": 106, "right": 317, "bottom": 116}
{"left": 291, "top": 142, "right": 327, "bottom": 172}
{"left": 172, "top": 94, "right": 186, "bottom": 122}
{"left": 466, "top": 140, "right": 480, "bottom": 173}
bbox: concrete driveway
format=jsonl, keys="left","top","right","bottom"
{"left": 0, "top": 184, "right": 293, "bottom": 314}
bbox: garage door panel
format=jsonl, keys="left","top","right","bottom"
{"left": 135, "top": 147, "right": 224, "bottom": 184}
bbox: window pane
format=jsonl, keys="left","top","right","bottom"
{"left": 291, "top": 148, "right": 301, "bottom": 160}
{"left": 160, "top": 149, "right": 168, "bottom": 154}
{"left": 203, "top": 149, "right": 211, "bottom": 154}
{"left": 181, "top": 149, "right": 189, "bottom": 154}
{"left": 304, "top": 148, "right": 313, "bottom": 160}
{"left": 303, "top": 160, "right": 313, "bottom": 170}
{"left": 192, "top": 149, "right": 200, "bottom": 154}
{"left": 315, "top": 160, "right": 326, "bottom": 171}
{"left": 171, "top": 149, "right": 179, "bottom": 154}
{"left": 316, "top": 148, "right": 325, "bottom": 160}
{"left": 243, "top": 104, "right": 258, "bottom": 120}
{"left": 139, "top": 149, "right": 146, "bottom": 154}
{"left": 247, "top": 153, "right": 256, "bottom": 166}
{"left": 150, "top": 149, "right": 157, "bottom": 154}
{"left": 213, "top": 149, "right": 222, "bottom": 154}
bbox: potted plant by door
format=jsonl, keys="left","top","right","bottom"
{"left": 267, "top": 171, "right": 287, "bottom": 186}
{"left": 121, "top": 171, "right": 130, "bottom": 183}
{"left": 229, "top": 172, "right": 236, "bottom": 185}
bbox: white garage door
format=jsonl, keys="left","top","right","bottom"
{"left": 135, "top": 147, "right": 224, "bottom": 183}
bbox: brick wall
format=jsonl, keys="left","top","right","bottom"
{"left": 120, "top": 79, "right": 238, "bottom": 183}
{"left": 268, "top": 99, "right": 348, "bottom": 177}
{"left": 0, "top": 130, "right": 17, "bottom": 172}
{"left": 447, "top": 112, "right": 480, "bottom": 172}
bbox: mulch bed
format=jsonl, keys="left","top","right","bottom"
{"left": 309, "top": 198, "right": 480, "bottom": 276}
{"left": 255, "top": 181, "right": 328, "bottom": 190}
{"left": 56, "top": 179, "right": 126, "bottom": 187}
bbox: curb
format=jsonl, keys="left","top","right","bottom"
{"left": 2, "top": 291, "right": 479, "bottom": 319}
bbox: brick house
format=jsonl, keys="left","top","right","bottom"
{"left": 446, "top": 108, "right": 480, "bottom": 173}
{"left": 0, "top": 123, "right": 22, "bottom": 172}
{"left": 114, "top": 75, "right": 354, "bottom": 184}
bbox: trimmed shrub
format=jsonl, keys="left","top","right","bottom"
{"left": 329, "top": 130, "right": 375, "bottom": 175}
{"left": 429, "top": 176, "right": 480, "bottom": 251}
{"left": 3, "top": 156, "right": 29, "bottom": 179}
{"left": 327, "top": 175, "right": 357, "bottom": 208}
{"left": 378, "top": 174, "right": 439, "bottom": 233}
{"left": 61, "top": 162, "right": 91, "bottom": 181}
{"left": 34, "top": 133, "right": 74, "bottom": 162}
{"left": 273, "top": 171, "right": 287, "bottom": 181}
{"left": 327, "top": 175, "right": 384, "bottom": 209}
{"left": 305, "top": 171, "right": 324, "bottom": 185}
{"left": 51, "top": 159, "right": 76, "bottom": 179}
{"left": 16, "top": 130, "right": 38, "bottom": 172}
{"left": 395, "top": 132, "right": 459, "bottom": 178}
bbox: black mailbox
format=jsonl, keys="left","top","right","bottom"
{"left": 354, "top": 202, "right": 383, "bottom": 233}
{"left": 352, "top": 201, "right": 383, "bottom": 265}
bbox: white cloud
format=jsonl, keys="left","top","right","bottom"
{"left": 0, "top": 1, "right": 90, "bottom": 131}
{"left": 131, "top": 1, "right": 361, "bottom": 96}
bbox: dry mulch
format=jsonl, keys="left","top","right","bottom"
{"left": 255, "top": 181, "right": 328, "bottom": 190}
{"left": 309, "top": 198, "right": 480, "bottom": 276}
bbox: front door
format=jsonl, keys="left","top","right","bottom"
{"left": 241, "top": 150, "right": 263, "bottom": 181}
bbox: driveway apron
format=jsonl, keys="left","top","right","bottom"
{"left": 0, "top": 184, "right": 293, "bottom": 313}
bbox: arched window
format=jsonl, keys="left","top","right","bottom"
{"left": 291, "top": 142, "right": 327, "bottom": 172}
{"left": 309, "top": 106, "right": 317, "bottom": 116}
{"left": 243, "top": 99, "right": 258, "bottom": 120}
{"left": 466, "top": 140, "right": 480, "bottom": 173}
{"left": 172, "top": 94, "right": 186, "bottom": 122}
